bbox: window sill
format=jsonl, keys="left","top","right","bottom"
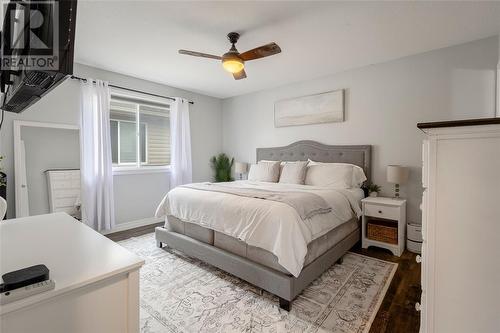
{"left": 113, "top": 166, "right": 170, "bottom": 176}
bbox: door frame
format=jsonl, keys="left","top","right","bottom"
{"left": 13, "top": 120, "right": 79, "bottom": 217}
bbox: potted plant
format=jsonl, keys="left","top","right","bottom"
{"left": 210, "top": 153, "right": 234, "bottom": 182}
{"left": 0, "top": 155, "right": 6, "bottom": 200}
{"left": 366, "top": 182, "right": 381, "bottom": 197}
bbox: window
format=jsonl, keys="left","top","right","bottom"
{"left": 110, "top": 94, "right": 171, "bottom": 171}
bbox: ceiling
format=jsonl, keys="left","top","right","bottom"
{"left": 75, "top": 1, "right": 500, "bottom": 99}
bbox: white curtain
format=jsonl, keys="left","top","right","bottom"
{"left": 170, "top": 98, "right": 192, "bottom": 188}
{"left": 79, "top": 78, "right": 115, "bottom": 231}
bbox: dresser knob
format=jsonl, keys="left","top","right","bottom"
{"left": 416, "top": 255, "right": 422, "bottom": 263}
{"left": 378, "top": 210, "right": 382, "bottom": 214}
{"left": 415, "top": 302, "right": 421, "bottom": 312}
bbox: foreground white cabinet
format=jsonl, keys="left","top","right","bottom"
{"left": 418, "top": 119, "right": 500, "bottom": 333}
{"left": 0, "top": 213, "right": 144, "bottom": 333}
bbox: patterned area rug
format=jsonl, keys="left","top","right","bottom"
{"left": 119, "top": 233, "right": 397, "bottom": 333}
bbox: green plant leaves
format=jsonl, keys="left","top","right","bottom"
{"left": 210, "top": 153, "right": 234, "bottom": 182}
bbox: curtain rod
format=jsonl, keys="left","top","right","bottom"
{"left": 70, "top": 75, "right": 194, "bottom": 105}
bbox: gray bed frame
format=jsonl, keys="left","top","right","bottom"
{"left": 155, "top": 140, "right": 371, "bottom": 311}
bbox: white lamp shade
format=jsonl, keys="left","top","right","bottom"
{"left": 387, "top": 165, "right": 409, "bottom": 184}
{"left": 234, "top": 162, "right": 248, "bottom": 174}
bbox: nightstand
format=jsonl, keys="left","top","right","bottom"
{"left": 361, "top": 197, "right": 406, "bottom": 256}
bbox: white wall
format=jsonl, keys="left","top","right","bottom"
{"left": 1, "top": 36, "right": 497, "bottom": 227}
{"left": 222, "top": 36, "right": 499, "bottom": 224}
{"left": 0, "top": 63, "right": 222, "bottom": 224}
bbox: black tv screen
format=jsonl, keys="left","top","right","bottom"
{"left": 0, "top": 0, "right": 77, "bottom": 113}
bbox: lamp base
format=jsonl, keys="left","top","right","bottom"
{"left": 393, "top": 183, "right": 400, "bottom": 198}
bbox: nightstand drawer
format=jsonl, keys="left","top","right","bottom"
{"left": 364, "top": 203, "right": 400, "bottom": 220}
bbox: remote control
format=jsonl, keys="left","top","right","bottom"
{"left": 0, "top": 279, "right": 55, "bottom": 305}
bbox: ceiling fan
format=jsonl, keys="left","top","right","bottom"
{"left": 178, "top": 32, "right": 281, "bottom": 80}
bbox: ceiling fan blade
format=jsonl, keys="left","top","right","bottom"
{"left": 178, "top": 49, "right": 221, "bottom": 60}
{"left": 233, "top": 69, "right": 247, "bottom": 80}
{"left": 239, "top": 43, "right": 281, "bottom": 61}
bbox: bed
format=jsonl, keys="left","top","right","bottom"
{"left": 155, "top": 140, "right": 371, "bottom": 310}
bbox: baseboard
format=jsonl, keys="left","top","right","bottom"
{"left": 101, "top": 217, "right": 163, "bottom": 235}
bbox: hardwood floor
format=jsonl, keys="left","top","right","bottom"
{"left": 351, "top": 246, "right": 421, "bottom": 333}
{"left": 107, "top": 225, "right": 421, "bottom": 333}
{"left": 106, "top": 222, "right": 164, "bottom": 242}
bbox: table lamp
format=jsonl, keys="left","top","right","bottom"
{"left": 234, "top": 162, "right": 248, "bottom": 180}
{"left": 387, "top": 165, "right": 409, "bottom": 198}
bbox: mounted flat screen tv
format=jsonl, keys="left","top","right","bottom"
{"left": 0, "top": 0, "right": 77, "bottom": 113}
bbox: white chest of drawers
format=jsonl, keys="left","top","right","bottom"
{"left": 418, "top": 119, "right": 500, "bottom": 333}
{"left": 0, "top": 213, "right": 145, "bottom": 333}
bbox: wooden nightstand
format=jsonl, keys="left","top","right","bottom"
{"left": 361, "top": 197, "right": 406, "bottom": 256}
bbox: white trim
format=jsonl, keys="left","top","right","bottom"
{"left": 496, "top": 64, "right": 499, "bottom": 117}
{"left": 135, "top": 103, "right": 141, "bottom": 168}
{"left": 113, "top": 165, "right": 170, "bottom": 176}
{"left": 13, "top": 121, "right": 79, "bottom": 217}
{"left": 142, "top": 122, "right": 148, "bottom": 164}
{"left": 422, "top": 124, "right": 500, "bottom": 137}
{"left": 110, "top": 88, "right": 172, "bottom": 107}
{"left": 100, "top": 216, "right": 163, "bottom": 235}
{"left": 13, "top": 120, "right": 79, "bottom": 131}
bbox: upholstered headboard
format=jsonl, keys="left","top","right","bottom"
{"left": 256, "top": 140, "right": 372, "bottom": 184}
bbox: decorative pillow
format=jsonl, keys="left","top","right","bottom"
{"left": 259, "top": 159, "right": 284, "bottom": 169}
{"left": 304, "top": 163, "right": 354, "bottom": 188}
{"left": 279, "top": 161, "right": 309, "bottom": 184}
{"left": 248, "top": 161, "right": 281, "bottom": 182}
{"left": 308, "top": 160, "right": 367, "bottom": 188}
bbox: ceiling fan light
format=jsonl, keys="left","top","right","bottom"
{"left": 222, "top": 58, "right": 244, "bottom": 74}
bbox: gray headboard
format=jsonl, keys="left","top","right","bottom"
{"left": 256, "top": 140, "right": 372, "bottom": 184}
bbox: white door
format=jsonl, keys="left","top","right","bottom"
{"left": 17, "top": 140, "right": 30, "bottom": 217}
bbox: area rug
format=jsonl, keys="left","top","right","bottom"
{"left": 118, "top": 233, "right": 397, "bottom": 333}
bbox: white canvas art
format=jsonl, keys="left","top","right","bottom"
{"left": 274, "top": 89, "right": 344, "bottom": 127}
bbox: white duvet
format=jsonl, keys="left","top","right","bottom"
{"left": 155, "top": 181, "right": 363, "bottom": 277}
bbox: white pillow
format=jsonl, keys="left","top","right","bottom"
{"left": 305, "top": 163, "right": 354, "bottom": 188}
{"left": 248, "top": 161, "right": 281, "bottom": 182}
{"left": 279, "top": 161, "right": 309, "bottom": 184}
{"left": 308, "top": 160, "right": 367, "bottom": 188}
{"left": 351, "top": 165, "right": 367, "bottom": 187}
{"left": 259, "top": 159, "right": 284, "bottom": 169}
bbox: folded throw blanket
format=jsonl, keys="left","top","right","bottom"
{"left": 181, "top": 183, "right": 332, "bottom": 220}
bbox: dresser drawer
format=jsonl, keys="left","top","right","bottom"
{"left": 364, "top": 203, "right": 400, "bottom": 221}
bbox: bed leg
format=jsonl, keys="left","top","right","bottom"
{"left": 336, "top": 256, "right": 344, "bottom": 265}
{"left": 279, "top": 298, "right": 291, "bottom": 311}
{"left": 156, "top": 241, "right": 163, "bottom": 248}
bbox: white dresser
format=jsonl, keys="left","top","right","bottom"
{"left": 418, "top": 119, "right": 500, "bottom": 333}
{"left": 0, "top": 213, "right": 144, "bottom": 333}
{"left": 46, "top": 169, "right": 81, "bottom": 217}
